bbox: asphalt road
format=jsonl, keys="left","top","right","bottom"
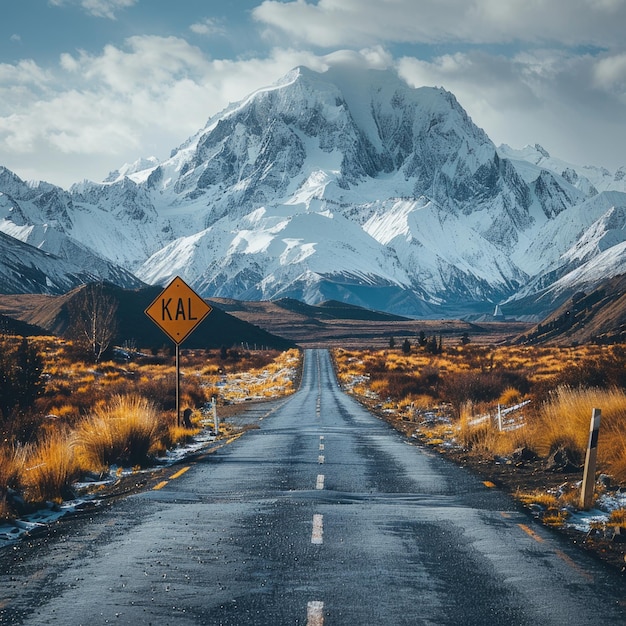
{"left": 1, "top": 349, "right": 625, "bottom": 625}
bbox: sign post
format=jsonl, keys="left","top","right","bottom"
{"left": 145, "top": 276, "right": 212, "bottom": 426}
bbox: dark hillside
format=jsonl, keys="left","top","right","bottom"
{"left": 0, "top": 313, "right": 46, "bottom": 337}
{"left": 0, "top": 285, "right": 295, "bottom": 350}
{"left": 516, "top": 273, "right": 626, "bottom": 345}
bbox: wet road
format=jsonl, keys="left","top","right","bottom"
{"left": 1, "top": 349, "right": 625, "bottom": 625}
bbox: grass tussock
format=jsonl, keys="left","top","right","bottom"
{"left": 609, "top": 508, "right": 626, "bottom": 526}
{"left": 74, "top": 394, "right": 163, "bottom": 472}
{"left": 531, "top": 386, "right": 626, "bottom": 479}
{"left": 153, "top": 423, "right": 203, "bottom": 457}
{"left": 21, "top": 430, "right": 79, "bottom": 504}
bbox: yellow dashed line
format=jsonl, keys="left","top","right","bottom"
{"left": 170, "top": 466, "right": 190, "bottom": 480}
{"left": 555, "top": 549, "right": 593, "bottom": 581}
{"left": 153, "top": 481, "right": 169, "bottom": 490}
{"left": 518, "top": 523, "right": 544, "bottom": 543}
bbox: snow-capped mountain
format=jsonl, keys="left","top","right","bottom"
{"left": 1, "top": 65, "right": 625, "bottom": 317}
{"left": 0, "top": 168, "right": 144, "bottom": 294}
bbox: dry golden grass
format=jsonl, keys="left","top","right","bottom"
{"left": 498, "top": 387, "right": 523, "bottom": 406}
{"left": 210, "top": 348, "right": 300, "bottom": 403}
{"left": 0, "top": 340, "right": 300, "bottom": 510}
{"left": 21, "top": 430, "right": 80, "bottom": 504}
{"left": 530, "top": 386, "right": 626, "bottom": 476}
{"left": 609, "top": 508, "right": 626, "bottom": 526}
{"left": 516, "top": 490, "right": 559, "bottom": 509}
{"left": 334, "top": 345, "right": 626, "bottom": 497}
{"left": 0, "top": 444, "right": 27, "bottom": 519}
{"left": 74, "top": 394, "right": 163, "bottom": 472}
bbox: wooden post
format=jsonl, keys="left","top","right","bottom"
{"left": 580, "top": 408, "right": 601, "bottom": 510}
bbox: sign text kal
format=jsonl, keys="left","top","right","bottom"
{"left": 145, "top": 277, "right": 212, "bottom": 345}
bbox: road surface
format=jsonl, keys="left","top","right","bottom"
{"left": 1, "top": 349, "right": 625, "bottom": 625}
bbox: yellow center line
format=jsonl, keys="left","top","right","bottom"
{"left": 153, "top": 481, "right": 169, "bottom": 490}
{"left": 518, "top": 524, "right": 593, "bottom": 580}
{"left": 554, "top": 549, "right": 594, "bottom": 581}
{"left": 518, "top": 523, "right": 544, "bottom": 543}
{"left": 170, "top": 466, "right": 190, "bottom": 480}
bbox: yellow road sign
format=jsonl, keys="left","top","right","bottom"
{"left": 145, "top": 276, "right": 212, "bottom": 345}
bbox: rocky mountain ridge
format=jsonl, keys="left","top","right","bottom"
{"left": 1, "top": 64, "right": 625, "bottom": 319}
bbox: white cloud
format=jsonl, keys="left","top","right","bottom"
{"left": 397, "top": 46, "right": 626, "bottom": 171}
{"left": 0, "top": 59, "right": 51, "bottom": 88}
{"left": 190, "top": 18, "right": 226, "bottom": 37}
{"left": 0, "top": 37, "right": 332, "bottom": 187}
{"left": 48, "top": 0, "right": 137, "bottom": 19}
{"left": 253, "top": 0, "right": 626, "bottom": 47}
{"left": 593, "top": 52, "right": 626, "bottom": 91}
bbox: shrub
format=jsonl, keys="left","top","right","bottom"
{"left": 530, "top": 386, "right": 626, "bottom": 478}
{"left": 21, "top": 429, "right": 79, "bottom": 504}
{"left": 441, "top": 370, "right": 529, "bottom": 418}
{"left": 74, "top": 394, "right": 163, "bottom": 472}
{"left": 0, "top": 336, "right": 45, "bottom": 419}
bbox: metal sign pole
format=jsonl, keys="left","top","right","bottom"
{"left": 144, "top": 277, "right": 213, "bottom": 430}
{"left": 176, "top": 342, "right": 180, "bottom": 428}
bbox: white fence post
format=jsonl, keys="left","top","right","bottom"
{"left": 213, "top": 396, "right": 219, "bottom": 435}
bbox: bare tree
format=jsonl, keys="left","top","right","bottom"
{"left": 67, "top": 282, "right": 118, "bottom": 362}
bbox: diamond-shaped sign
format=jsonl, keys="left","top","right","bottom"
{"left": 145, "top": 276, "right": 212, "bottom": 345}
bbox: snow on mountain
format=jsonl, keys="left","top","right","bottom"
{"left": 525, "top": 239, "right": 626, "bottom": 315}
{"left": 0, "top": 167, "right": 144, "bottom": 291}
{"left": 505, "top": 191, "right": 626, "bottom": 309}
{"left": 128, "top": 64, "right": 539, "bottom": 315}
{"left": 498, "top": 143, "right": 626, "bottom": 196}
{"left": 0, "top": 229, "right": 117, "bottom": 295}
{"left": 1, "top": 65, "right": 626, "bottom": 317}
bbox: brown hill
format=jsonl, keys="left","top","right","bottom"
{"left": 0, "top": 287, "right": 533, "bottom": 349}
{"left": 0, "top": 284, "right": 295, "bottom": 351}
{"left": 516, "top": 273, "right": 626, "bottom": 345}
{"left": 209, "top": 297, "right": 531, "bottom": 348}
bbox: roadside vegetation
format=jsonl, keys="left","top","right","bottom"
{"left": 0, "top": 333, "right": 299, "bottom": 520}
{"left": 333, "top": 342, "right": 626, "bottom": 532}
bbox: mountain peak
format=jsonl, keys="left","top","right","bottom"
{"left": 3, "top": 66, "right": 626, "bottom": 320}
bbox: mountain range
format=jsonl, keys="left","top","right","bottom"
{"left": 1, "top": 63, "right": 625, "bottom": 320}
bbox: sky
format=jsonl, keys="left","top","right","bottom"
{"left": 1, "top": 0, "right": 625, "bottom": 189}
